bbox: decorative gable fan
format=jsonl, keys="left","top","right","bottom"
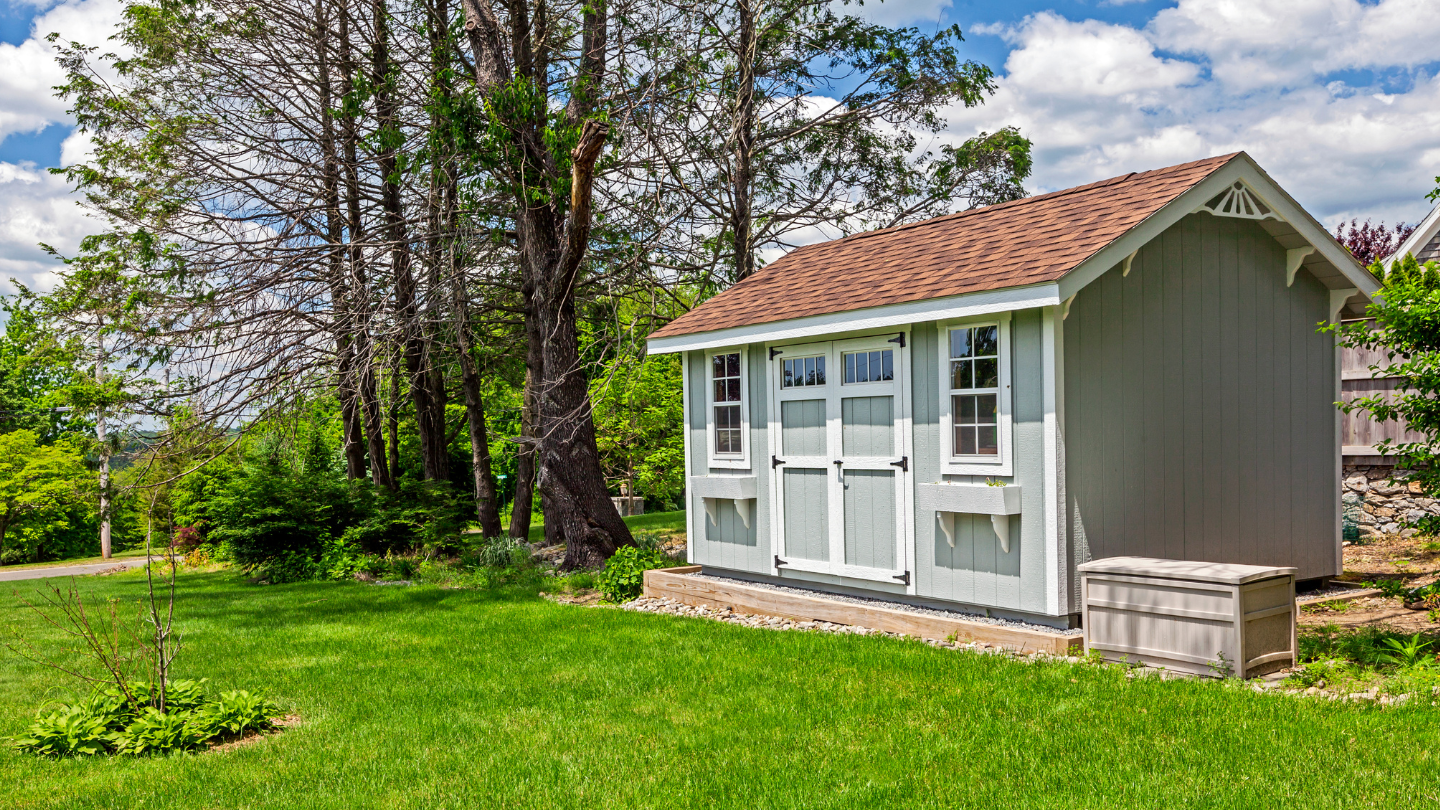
{"left": 1198, "top": 182, "right": 1278, "bottom": 221}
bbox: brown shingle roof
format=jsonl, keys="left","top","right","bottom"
{"left": 651, "top": 153, "right": 1240, "bottom": 340}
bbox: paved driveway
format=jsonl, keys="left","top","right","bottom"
{"left": 0, "top": 557, "right": 155, "bottom": 582}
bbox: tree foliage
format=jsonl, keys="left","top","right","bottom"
{"left": 1338, "top": 253, "right": 1440, "bottom": 500}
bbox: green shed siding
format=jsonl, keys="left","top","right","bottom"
{"left": 1063, "top": 213, "right": 1338, "bottom": 582}
{"left": 686, "top": 345, "right": 772, "bottom": 573}
{"left": 911, "top": 311, "right": 1050, "bottom": 614}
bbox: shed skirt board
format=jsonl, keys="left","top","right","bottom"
{"left": 643, "top": 568, "right": 1082, "bottom": 654}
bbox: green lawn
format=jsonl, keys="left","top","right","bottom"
{"left": 2, "top": 571, "right": 1437, "bottom": 809}
{"left": 525, "top": 509, "right": 686, "bottom": 544}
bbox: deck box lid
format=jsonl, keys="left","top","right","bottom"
{"left": 1076, "top": 556, "right": 1298, "bottom": 585}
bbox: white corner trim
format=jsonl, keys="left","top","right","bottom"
{"left": 1286, "top": 246, "right": 1316, "bottom": 287}
{"left": 1330, "top": 288, "right": 1359, "bottom": 322}
{"left": 1121, "top": 250, "right": 1137, "bottom": 277}
{"left": 648, "top": 283, "right": 1060, "bottom": 355}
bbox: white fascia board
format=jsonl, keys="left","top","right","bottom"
{"left": 1058, "top": 155, "right": 1381, "bottom": 301}
{"left": 647, "top": 282, "right": 1061, "bottom": 355}
{"left": 1387, "top": 204, "right": 1440, "bottom": 266}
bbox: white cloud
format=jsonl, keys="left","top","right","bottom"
{"left": 0, "top": 161, "right": 92, "bottom": 293}
{"left": 1151, "top": 0, "right": 1440, "bottom": 90}
{"left": 0, "top": 0, "right": 122, "bottom": 141}
{"left": 950, "top": 9, "right": 1440, "bottom": 228}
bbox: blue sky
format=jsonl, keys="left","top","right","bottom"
{"left": 0, "top": 0, "right": 1438, "bottom": 293}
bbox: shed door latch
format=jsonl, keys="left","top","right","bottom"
{"left": 889, "top": 456, "right": 909, "bottom": 472}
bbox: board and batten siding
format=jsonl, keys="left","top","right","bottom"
{"left": 685, "top": 345, "right": 771, "bottom": 573}
{"left": 1063, "top": 212, "right": 1338, "bottom": 582}
{"left": 912, "top": 311, "right": 1051, "bottom": 614}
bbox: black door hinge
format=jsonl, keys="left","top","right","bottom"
{"left": 774, "top": 555, "right": 787, "bottom": 568}
{"left": 893, "top": 571, "right": 910, "bottom": 585}
{"left": 889, "top": 456, "right": 909, "bottom": 472}
{"left": 770, "top": 347, "right": 783, "bottom": 359}
{"left": 772, "top": 455, "right": 785, "bottom": 468}
{"left": 888, "top": 333, "right": 906, "bottom": 348}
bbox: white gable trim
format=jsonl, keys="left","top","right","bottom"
{"left": 1388, "top": 203, "right": 1440, "bottom": 266}
{"left": 1058, "top": 156, "right": 1381, "bottom": 301}
{"left": 647, "top": 283, "right": 1061, "bottom": 355}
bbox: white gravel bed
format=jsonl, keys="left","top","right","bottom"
{"left": 686, "top": 573, "right": 1083, "bottom": 636}
{"left": 620, "top": 594, "right": 1080, "bottom": 659}
{"left": 1296, "top": 581, "right": 1378, "bottom": 604}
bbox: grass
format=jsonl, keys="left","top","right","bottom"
{"left": 2, "top": 572, "right": 1439, "bottom": 809}
{"left": 525, "top": 509, "right": 685, "bottom": 544}
{"left": 0, "top": 546, "right": 151, "bottom": 572}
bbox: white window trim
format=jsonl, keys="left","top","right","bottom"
{"left": 706, "top": 346, "right": 751, "bottom": 469}
{"left": 939, "top": 314, "right": 1013, "bottom": 476}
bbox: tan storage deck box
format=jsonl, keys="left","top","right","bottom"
{"left": 1078, "top": 557, "right": 1297, "bottom": 678}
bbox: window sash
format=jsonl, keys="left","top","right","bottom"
{"left": 711, "top": 352, "right": 744, "bottom": 457}
{"left": 943, "top": 322, "right": 1005, "bottom": 463}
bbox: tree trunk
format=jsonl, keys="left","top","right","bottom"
{"left": 338, "top": 0, "right": 392, "bottom": 490}
{"left": 507, "top": 352, "right": 538, "bottom": 540}
{"left": 388, "top": 353, "right": 403, "bottom": 484}
{"left": 373, "top": 0, "right": 448, "bottom": 482}
{"left": 461, "top": 0, "right": 631, "bottom": 568}
{"left": 315, "top": 1, "right": 367, "bottom": 481}
{"left": 729, "top": 0, "right": 758, "bottom": 282}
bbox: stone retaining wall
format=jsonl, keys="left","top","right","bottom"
{"left": 1343, "top": 464, "right": 1437, "bottom": 540}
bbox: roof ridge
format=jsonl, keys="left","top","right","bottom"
{"left": 760, "top": 153, "right": 1241, "bottom": 259}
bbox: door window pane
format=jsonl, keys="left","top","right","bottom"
{"left": 781, "top": 355, "right": 825, "bottom": 388}
{"left": 843, "top": 350, "right": 893, "bottom": 384}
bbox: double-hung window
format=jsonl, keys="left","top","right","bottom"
{"left": 707, "top": 349, "right": 749, "bottom": 467}
{"left": 941, "top": 317, "right": 1011, "bottom": 474}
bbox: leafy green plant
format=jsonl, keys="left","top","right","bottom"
{"left": 189, "top": 691, "right": 277, "bottom": 738}
{"left": 1375, "top": 634, "right": 1435, "bottom": 668}
{"left": 596, "top": 544, "right": 671, "bottom": 603}
{"left": 1363, "top": 578, "right": 1410, "bottom": 599}
{"left": 111, "top": 707, "right": 198, "bottom": 756}
{"left": 11, "top": 680, "right": 280, "bottom": 758}
{"left": 12, "top": 703, "right": 114, "bottom": 757}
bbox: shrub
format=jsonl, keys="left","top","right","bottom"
{"left": 596, "top": 545, "right": 671, "bottom": 603}
{"left": 470, "top": 536, "right": 531, "bottom": 569}
{"left": 171, "top": 526, "right": 203, "bottom": 552}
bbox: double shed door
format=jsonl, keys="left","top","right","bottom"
{"left": 770, "top": 334, "right": 912, "bottom": 584}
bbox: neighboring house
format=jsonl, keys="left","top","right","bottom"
{"left": 1388, "top": 203, "right": 1440, "bottom": 266}
{"left": 646, "top": 153, "right": 1379, "bottom": 628}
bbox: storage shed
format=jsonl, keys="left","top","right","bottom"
{"left": 646, "top": 153, "right": 1380, "bottom": 627}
